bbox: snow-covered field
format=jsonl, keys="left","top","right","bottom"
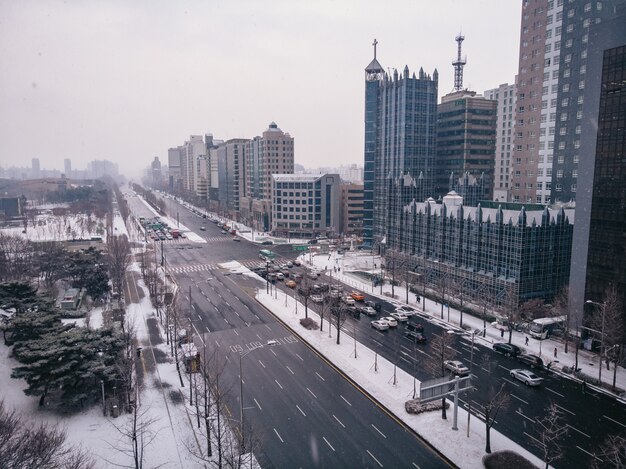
{"left": 3, "top": 213, "right": 107, "bottom": 242}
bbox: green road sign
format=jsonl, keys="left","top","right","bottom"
{"left": 293, "top": 245, "right": 308, "bottom": 251}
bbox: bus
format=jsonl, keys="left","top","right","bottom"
{"left": 259, "top": 249, "right": 276, "bottom": 261}
{"left": 529, "top": 316, "right": 566, "bottom": 340}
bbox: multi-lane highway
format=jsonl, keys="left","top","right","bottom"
{"left": 128, "top": 189, "right": 626, "bottom": 468}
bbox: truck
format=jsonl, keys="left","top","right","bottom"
{"left": 171, "top": 229, "right": 180, "bottom": 239}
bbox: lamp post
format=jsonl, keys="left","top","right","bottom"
{"left": 239, "top": 345, "right": 264, "bottom": 453}
{"left": 586, "top": 300, "right": 606, "bottom": 384}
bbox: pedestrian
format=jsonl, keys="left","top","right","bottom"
{"left": 500, "top": 329, "right": 504, "bottom": 338}
{"left": 554, "top": 347, "right": 557, "bottom": 358}
{"left": 525, "top": 336, "right": 529, "bottom": 346}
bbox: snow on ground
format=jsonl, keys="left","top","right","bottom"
{"left": 252, "top": 274, "right": 544, "bottom": 468}
{"left": 88, "top": 306, "right": 104, "bottom": 329}
{"left": 2, "top": 213, "right": 107, "bottom": 242}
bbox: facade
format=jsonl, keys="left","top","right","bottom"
{"left": 483, "top": 82, "right": 517, "bottom": 202}
{"left": 151, "top": 157, "right": 162, "bottom": 188}
{"left": 435, "top": 90, "right": 497, "bottom": 205}
{"left": 389, "top": 186, "right": 574, "bottom": 308}
{"left": 512, "top": 0, "right": 619, "bottom": 205}
{"left": 569, "top": 4, "right": 626, "bottom": 327}
{"left": 363, "top": 41, "right": 439, "bottom": 247}
{"left": 32, "top": 158, "right": 40, "bottom": 178}
{"left": 180, "top": 135, "right": 206, "bottom": 195}
{"left": 64, "top": 158, "right": 72, "bottom": 178}
{"left": 340, "top": 182, "right": 364, "bottom": 237}
{"left": 167, "top": 147, "right": 182, "bottom": 191}
{"left": 271, "top": 174, "right": 341, "bottom": 238}
{"left": 217, "top": 139, "right": 248, "bottom": 218}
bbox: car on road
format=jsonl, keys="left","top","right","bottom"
{"left": 493, "top": 343, "right": 522, "bottom": 357}
{"left": 371, "top": 320, "right": 390, "bottom": 331}
{"left": 510, "top": 369, "right": 543, "bottom": 386}
{"left": 261, "top": 240, "right": 274, "bottom": 245}
{"left": 350, "top": 291, "right": 365, "bottom": 301}
{"left": 342, "top": 296, "right": 356, "bottom": 306}
{"left": 232, "top": 236, "right": 241, "bottom": 242}
{"left": 311, "top": 294, "right": 324, "bottom": 303}
{"left": 200, "top": 226, "right": 206, "bottom": 231}
{"left": 221, "top": 230, "right": 227, "bottom": 234}
{"left": 360, "top": 306, "right": 377, "bottom": 316}
{"left": 329, "top": 290, "right": 342, "bottom": 299}
{"left": 285, "top": 280, "right": 297, "bottom": 288}
{"left": 365, "top": 300, "right": 382, "bottom": 312}
{"left": 395, "top": 305, "right": 418, "bottom": 316}
{"left": 275, "top": 273, "right": 284, "bottom": 281}
{"left": 292, "top": 259, "right": 302, "bottom": 266}
{"left": 517, "top": 353, "right": 544, "bottom": 369}
{"left": 286, "top": 261, "right": 293, "bottom": 268}
{"left": 444, "top": 360, "right": 470, "bottom": 376}
{"left": 405, "top": 330, "right": 427, "bottom": 343}
{"left": 390, "top": 311, "right": 409, "bottom": 322}
{"left": 380, "top": 316, "right": 398, "bottom": 327}
{"left": 405, "top": 322, "right": 424, "bottom": 333}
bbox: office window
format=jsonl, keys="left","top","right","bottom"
{"left": 560, "top": 127, "right": 567, "bottom": 135}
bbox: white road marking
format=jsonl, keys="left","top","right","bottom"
{"left": 498, "top": 364, "right": 511, "bottom": 372}
{"left": 568, "top": 424, "right": 591, "bottom": 438}
{"left": 315, "top": 372, "right": 325, "bottom": 381}
{"left": 233, "top": 329, "right": 239, "bottom": 336}
{"left": 545, "top": 387, "right": 565, "bottom": 398}
{"left": 510, "top": 394, "right": 528, "bottom": 405}
{"left": 286, "top": 366, "right": 295, "bottom": 375}
{"left": 306, "top": 387, "right": 317, "bottom": 398}
{"left": 340, "top": 395, "right": 352, "bottom": 406}
{"left": 274, "top": 428, "right": 284, "bottom": 443}
{"left": 371, "top": 424, "right": 387, "bottom": 438}
{"left": 333, "top": 414, "right": 345, "bottom": 428}
{"left": 577, "top": 445, "right": 602, "bottom": 461}
{"left": 367, "top": 450, "right": 383, "bottom": 467}
{"left": 254, "top": 398, "right": 262, "bottom": 411}
{"left": 555, "top": 404, "right": 575, "bottom": 416}
{"left": 275, "top": 379, "right": 283, "bottom": 390}
{"left": 603, "top": 415, "right": 626, "bottom": 428}
{"left": 296, "top": 353, "right": 304, "bottom": 361}
{"left": 296, "top": 404, "right": 306, "bottom": 416}
{"left": 258, "top": 360, "right": 266, "bottom": 369}
{"left": 503, "top": 377, "right": 520, "bottom": 387}
{"left": 323, "top": 437, "right": 335, "bottom": 452}
{"left": 516, "top": 409, "right": 534, "bottom": 423}
{"left": 412, "top": 463, "right": 421, "bottom": 468}
{"left": 270, "top": 349, "right": 277, "bottom": 357}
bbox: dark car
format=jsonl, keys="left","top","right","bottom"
{"left": 405, "top": 322, "right": 424, "bottom": 333}
{"left": 493, "top": 343, "right": 522, "bottom": 357}
{"left": 365, "top": 300, "right": 382, "bottom": 312}
{"left": 261, "top": 240, "right": 274, "bottom": 245}
{"left": 518, "top": 353, "right": 544, "bottom": 368}
{"left": 405, "top": 330, "right": 427, "bottom": 343}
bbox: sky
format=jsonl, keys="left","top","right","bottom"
{"left": 0, "top": 0, "right": 521, "bottom": 180}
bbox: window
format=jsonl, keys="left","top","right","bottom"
{"left": 547, "top": 168, "right": 553, "bottom": 177}
{"left": 580, "top": 65, "right": 586, "bottom": 74}
{"left": 551, "top": 99, "right": 557, "bottom": 108}
{"left": 566, "top": 39, "right": 573, "bottom": 48}
{"left": 584, "top": 2, "right": 591, "bottom": 11}
{"left": 566, "top": 24, "right": 574, "bottom": 33}
{"left": 565, "top": 54, "right": 572, "bottom": 63}
{"left": 575, "top": 125, "right": 581, "bottom": 134}
{"left": 559, "top": 141, "right": 565, "bottom": 149}
{"left": 583, "top": 18, "right": 590, "bottom": 28}
{"left": 542, "top": 86, "right": 549, "bottom": 96}
{"left": 563, "top": 68, "right": 570, "bottom": 78}
{"left": 573, "top": 154, "right": 579, "bottom": 164}
{"left": 578, "top": 95, "right": 584, "bottom": 104}
{"left": 560, "top": 113, "right": 568, "bottom": 121}
{"left": 573, "top": 170, "right": 578, "bottom": 178}
{"left": 579, "top": 80, "right": 585, "bottom": 89}
{"left": 574, "top": 140, "right": 580, "bottom": 149}
{"left": 563, "top": 83, "right": 570, "bottom": 92}
{"left": 568, "top": 8, "right": 575, "bottom": 17}
{"left": 549, "top": 127, "right": 556, "bottom": 135}
{"left": 558, "top": 155, "right": 564, "bottom": 164}
{"left": 577, "top": 110, "right": 583, "bottom": 119}
{"left": 555, "top": 40, "right": 561, "bottom": 51}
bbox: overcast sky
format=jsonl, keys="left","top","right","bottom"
{"left": 0, "top": 0, "right": 521, "bottom": 179}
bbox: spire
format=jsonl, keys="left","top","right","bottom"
{"left": 452, "top": 33, "right": 467, "bottom": 91}
{"left": 365, "top": 38, "right": 384, "bottom": 78}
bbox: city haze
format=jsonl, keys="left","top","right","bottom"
{"left": 0, "top": 0, "right": 520, "bottom": 178}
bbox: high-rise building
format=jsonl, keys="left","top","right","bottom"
{"left": 569, "top": 3, "right": 626, "bottom": 327}
{"left": 512, "top": 0, "right": 619, "bottom": 205}
{"left": 483, "top": 82, "right": 517, "bottom": 202}
{"left": 340, "top": 182, "right": 364, "bottom": 236}
{"left": 64, "top": 158, "right": 72, "bottom": 178}
{"left": 32, "top": 158, "right": 40, "bottom": 178}
{"left": 151, "top": 157, "right": 162, "bottom": 188}
{"left": 435, "top": 90, "right": 497, "bottom": 205}
{"left": 217, "top": 138, "right": 248, "bottom": 218}
{"left": 167, "top": 147, "right": 182, "bottom": 191}
{"left": 362, "top": 40, "right": 438, "bottom": 247}
{"left": 180, "top": 135, "right": 205, "bottom": 195}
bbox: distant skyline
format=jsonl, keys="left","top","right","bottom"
{"left": 0, "top": 1, "right": 521, "bottom": 180}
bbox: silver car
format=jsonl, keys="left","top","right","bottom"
{"left": 510, "top": 369, "right": 543, "bottom": 386}
{"left": 444, "top": 360, "right": 470, "bottom": 376}
{"left": 371, "top": 320, "right": 390, "bottom": 331}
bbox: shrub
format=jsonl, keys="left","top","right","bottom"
{"left": 405, "top": 399, "right": 449, "bottom": 415}
{"left": 483, "top": 450, "right": 537, "bottom": 469}
{"left": 300, "top": 317, "right": 318, "bottom": 330}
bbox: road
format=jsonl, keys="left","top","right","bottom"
{"left": 125, "top": 189, "right": 451, "bottom": 468}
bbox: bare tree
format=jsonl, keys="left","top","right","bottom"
{"left": 108, "top": 234, "right": 132, "bottom": 300}
{"left": 425, "top": 332, "right": 457, "bottom": 420}
{"left": 434, "top": 271, "right": 450, "bottom": 320}
{"left": 0, "top": 399, "right": 94, "bottom": 469}
{"left": 330, "top": 296, "right": 348, "bottom": 345}
{"left": 0, "top": 232, "right": 35, "bottom": 282}
{"left": 297, "top": 274, "right": 313, "bottom": 319}
{"left": 482, "top": 383, "right": 510, "bottom": 454}
{"left": 531, "top": 402, "right": 569, "bottom": 469}
{"left": 592, "top": 432, "right": 626, "bottom": 469}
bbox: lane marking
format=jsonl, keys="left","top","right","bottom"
{"left": 296, "top": 353, "right": 304, "bottom": 361}
{"left": 270, "top": 349, "right": 277, "bottom": 357}
{"left": 603, "top": 414, "right": 626, "bottom": 428}
{"left": 545, "top": 387, "right": 565, "bottom": 398}
{"left": 274, "top": 428, "right": 284, "bottom": 443}
{"left": 568, "top": 424, "right": 591, "bottom": 438}
{"left": 412, "top": 463, "right": 421, "bottom": 468}
{"left": 503, "top": 377, "right": 520, "bottom": 387}
{"left": 315, "top": 372, "right": 325, "bottom": 381}
{"left": 258, "top": 360, "right": 266, "bottom": 369}
{"left": 333, "top": 414, "right": 346, "bottom": 428}
{"left": 265, "top": 324, "right": 272, "bottom": 330}
{"left": 296, "top": 404, "right": 306, "bottom": 416}
{"left": 340, "top": 395, "right": 352, "bottom": 406}
{"left": 555, "top": 404, "right": 575, "bottom": 416}
{"left": 516, "top": 409, "right": 534, "bottom": 423}
{"left": 323, "top": 436, "right": 335, "bottom": 452}
{"left": 306, "top": 387, "right": 317, "bottom": 398}
{"left": 286, "top": 366, "right": 295, "bottom": 375}
{"left": 371, "top": 424, "right": 387, "bottom": 439}
{"left": 577, "top": 445, "right": 602, "bottom": 461}
{"left": 367, "top": 450, "right": 383, "bottom": 467}
{"left": 510, "top": 394, "right": 528, "bottom": 405}
{"left": 254, "top": 398, "right": 262, "bottom": 411}
{"left": 498, "top": 364, "right": 511, "bottom": 372}
{"left": 275, "top": 379, "right": 283, "bottom": 390}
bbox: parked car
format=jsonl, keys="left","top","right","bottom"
{"left": 517, "top": 353, "right": 544, "bottom": 369}
{"left": 405, "top": 330, "right": 427, "bottom": 343}
{"left": 510, "top": 369, "right": 543, "bottom": 386}
{"left": 390, "top": 311, "right": 409, "bottom": 322}
{"left": 380, "top": 316, "right": 398, "bottom": 327}
{"left": 371, "top": 320, "right": 390, "bottom": 331}
{"left": 444, "top": 360, "right": 470, "bottom": 376}
{"left": 493, "top": 343, "right": 522, "bottom": 357}
{"left": 286, "top": 261, "right": 293, "bottom": 268}
{"left": 365, "top": 300, "right": 382, "bottom": 312}
{"left": 329, "top": 290, "right": 342, "bottom": 299}
{"left": 350, "top": 291, "right": 365, "bottom": 301}
{"left": 285, "top": 280, "right": 297, "bottom": 288}
{"left": 221, "top": 230, "right": 227, "bottom": 234}
{"left": 261, "top": 240, "right": 274, "bottom": 245}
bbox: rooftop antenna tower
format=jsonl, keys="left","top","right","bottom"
{"left": 452, "top": 33, "right": 467, "bottom": 91}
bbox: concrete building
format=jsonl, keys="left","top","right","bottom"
{"left": 569, "top": 3, "right": 626, "bottom": 327}
{"left": 271, "top": 174, "right": 341, "bottom": 238}
{"left": 179, "top": 135, "right": 206, "bottom": 196}
{"left": 340, "top": 182, "right": 364, "bottom": 237}
{"left": 217, "top": 139, "right": 248, "bottom": 219}
{"left": 151, "top": 157, "right": 162, "bottom": 188}
{"left": 64, "top": 158, "right": 72, "bottom": 178}
{"left": 87, "top": 160, "right": 119, "bottom": 179}
{"left": 363, "top": 40, "right": 438, "bottom": 247}
{"left": 167, "top": 147, "right": 182, "bottom": 191}
{"left": 512, "top": 0, "right": 620, "bottom": 204}
{"left": 483, "top": 82, "right": 517, "bottom": 202}
{"left": 435, "top": 90, "right": 497, "bottom": 205}
{"left": 31, "top": 158, "right": 40, "bottom": 179}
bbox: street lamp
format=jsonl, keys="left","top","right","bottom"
{"left": 239, "top": 345, "right": 264, "bottom": 453}
{"left": 586, "top": 300, "right": 606, "bottom": 384}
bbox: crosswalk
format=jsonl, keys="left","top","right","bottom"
{"left": 169, "top": 258, "right": 292, "bottom": 274}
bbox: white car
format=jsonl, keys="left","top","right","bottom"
{"left": 293, "top": 259, "right": 302, "bottom": 266}
{"left": 343, "top": 297, "right": 356, "bottom": 306}
{"left": 390, "top": 312, "right": 408, "bottom": 322}
{"left": 371, "top": 320, "right": 390, "bottom": 331}
{"left": 381, "top": 316, "right": 398, "bottom": 327}
{"left": 395, "top": 305, "right": 418, "bottom": 316}
{"left": 286, "top": 261, "right": 293, "bottom": 268}
{"left": 275, "top": 273, "right": 284, "bottom": 281}
{"left": 444, "top": 360, "right": 470, "bottom": 376}
{"left": 510, "top": 369, "right": 543, "bottom": 386}
{"left": 311, "top": 294, "right": 324, "bottom": 303}
{"left": 361, "top": 306, "right": 377, "bottom": 316}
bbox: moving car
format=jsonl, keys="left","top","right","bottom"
{"left": 350, "top": 291, "right": 365, "bottom": 301}
{"left": 395, "top": 305, "right": 418, "bottom": 316}
{"left": 261, "top": 240, "right": 274, "bottom": 245}
{"left": 200, "top": 226, "right": 206, "bottom": 231}
{"left": 342, "top": 296, "right": 356, "bottom": 306}
{"left": 444, "top": 360, "right": 470, "bottom": 376}
{"left": 286, "top": 261, "right": 293, "bottom": 268}
{"left": 405, "top": 330, "right": 427, "bottom": 343}
{"left": 275, "top": 272, "right": 284, "bottom": 281}
{"left": 371, "top": 320, "right": 390, "bottom": 331}
{"left": 221, "top": 230, "right": 227, "bottom": 234}
{"left": 293, "top": 259, "right": 302, "bottom": 266}
{"left": 517, "top": 353, "right": 544, "bottom": 369}
{"left": 365, "top": 300, "right": 382, "bottom": 312}
{"left": 232, "top": 236, "right": 241, "bottom": 242}
{"left": 493, "top": 343, "right": 522, "bottom": 357}
{"left": 390, "top": 311, "right": 409, "bottom": 322}
{"left": 405, "top": 322, "right": 424, "bottom": 333}
{"left": 361, "top": 306, "right": 377, "bottom": 316}
{"left": 510, "top": 369, "right": 543, "bottom": 386}
{"left": 311, "top": 294, "right": 324, "bottom": 303}
{"left": 380, "top": 316, "right": 398, "bottom": 327}
{"left": 285, "top": 280, "right": 297, "bottom": 288}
